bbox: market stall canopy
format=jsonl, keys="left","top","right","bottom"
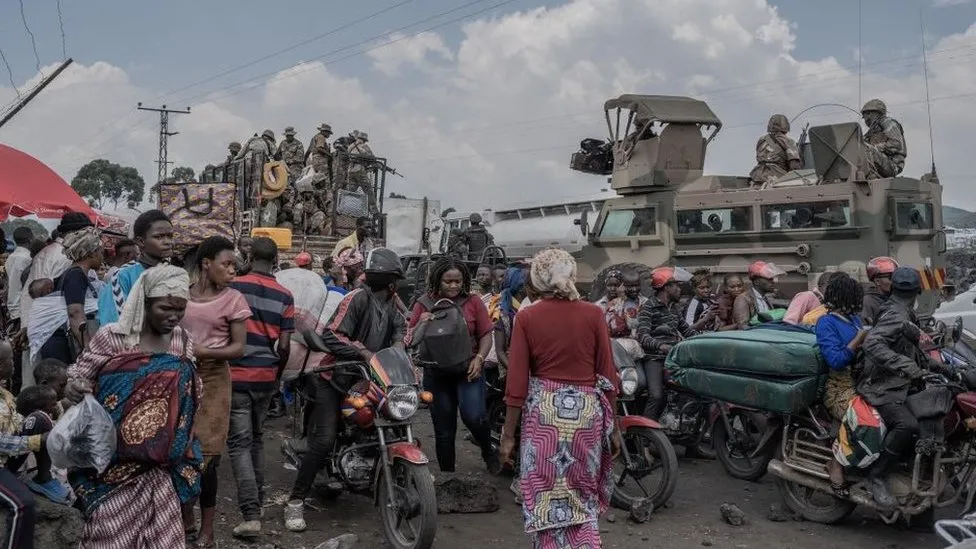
{"left": 0, "top": 144, "right": 98, "bottom": 222}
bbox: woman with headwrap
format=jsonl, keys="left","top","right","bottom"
{"left": 489, "top": 266, "right": 528, "bottom": 377}
{"left": 37, "top": 227, "right": 103, "bottom": 363}
{"left": 63, "top": 264, "right": 203, "bottom": 549}
{"left": 499, "top": 248, "right": 621, "bottom": 549}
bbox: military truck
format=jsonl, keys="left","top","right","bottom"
{"left": 569, "top": 94, "right": 947, "bottom": 316}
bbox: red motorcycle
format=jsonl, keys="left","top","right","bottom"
{"left": 282, "top": 337, "right": 437, "bottom": 549}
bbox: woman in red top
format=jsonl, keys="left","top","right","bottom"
{"left": 408, "top": 257, "right": 498, "bottom": 473}
{"left": 500, "top": 248, "right": 620, "bottom": 549}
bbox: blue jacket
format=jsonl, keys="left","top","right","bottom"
{"left": 815, "top": 312, "right": 863, "bottom": 371}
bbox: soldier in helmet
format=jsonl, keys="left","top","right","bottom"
{"left": 861, "top": 99, "right": 906, "bottom": 178}
{"left": 347, "top": 131, "right": 378, "bottom": 214}
{"left": 226, "top": 141, "right": 242, "bottom": 165}
{"left": 292, "top": 178, "right": 329, "bottom": 235}
{"left": 749, "top": 114, "right": 801, "bottom": 185}
{"left": 236, "top": 129, "right": 276, "bottom": 160}
{"left": 461, "top": 213, "right": 495, "bottom": 262}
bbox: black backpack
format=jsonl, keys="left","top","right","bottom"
{"left": 416, "top": 296, "right": 473, "bottom": 374}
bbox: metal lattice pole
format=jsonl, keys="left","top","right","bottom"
{"left": 137, "top": 103, "right": 190, "bottom": 201}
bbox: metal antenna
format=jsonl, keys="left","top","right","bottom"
{"left": 920, "top": 8, "right": 937, "bottom": 177}
{"left": 858, "top": 0, "right": 862, "bottom": 107}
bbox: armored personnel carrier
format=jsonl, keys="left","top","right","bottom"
{"left": 570, "top": 94, "right": 947, "bottom": 316}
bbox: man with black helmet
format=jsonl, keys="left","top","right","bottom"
{"left": 462, "top": 213, "right": 494, "bottom": 262}
{"left": 861, "top": 99, "right": 906, "bottom": 178}
{"left": 284, "top": 247, "right": 406, "bottom": 533}
{"left": 858, "top": 266, "right": 950, "bottom": 507}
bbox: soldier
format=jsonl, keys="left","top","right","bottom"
{"left": 347, "top": 131, "right": 378, "bottom": 213}
{"left": 237, "top": 129, "right": 276, "bottom": 160}
{"left": 462, "top": 213, "right": 495, "bottom": 262}
{"left": 226, "top": 142, "right": 242, "bottom": 165}
{"left": 749, "top": 114, "right": 801, "bottom": 185}
{"left": 861, "top": 99, "right": 906, "bottom": 178}
{"left": 277, "top": 126, "right": 306, "bottom": 182}
{"left": 332, "top": 135, "right": 351, "bottom": 190}
{"left": 292, "top": 180, "right": 328, "bottom": 235}
{"left": 307, "top": 123, "right": 334, "bottom": 178}
{"left": 446, "top": 229, "right": 467, "bottom": 258}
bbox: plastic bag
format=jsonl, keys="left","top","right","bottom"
{"left": 47, "top": 394, "right": 117, "bottom": 474}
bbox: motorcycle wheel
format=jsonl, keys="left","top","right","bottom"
{"left": 378, "top": 461, "right": 437, "bottom": 549}
{"left": 775, "top": 475, "right": 856, "bottom": 524}
{"left": 713, "top": 410, "right": 775, "bottom": 481}
{"left": 611, "top": 427, "right": 678, "bottom": 511}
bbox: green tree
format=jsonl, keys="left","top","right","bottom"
{"left": 169, "top": 166, "right": 195, "bottom": 183}
{"left": 71, "top": 159, "right": 146, "bottom": 210}
{"left": 0, "top": 219, "right": 48, "bottom": 241}
{"left": 389, "top": 192, "right": 408, "bottom": 199}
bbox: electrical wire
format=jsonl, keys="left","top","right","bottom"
{"left": 56, "top": 0, "right": 67, "bottom": 59}
{"left": 0, "top": 47, "right": 21, "bottom": 98}
{"left": 18, "top": 0, "right": 41, "bottom": 72}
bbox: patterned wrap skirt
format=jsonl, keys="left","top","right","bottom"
{"left": 519, "top": 377, "right": 615, "bottom": 549}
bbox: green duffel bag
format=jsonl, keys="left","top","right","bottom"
{"left": 664, "top": 327, "right": 826, "bottom": 380}
{"left": 668, "top": 368, "right": 825, "bottom": 414}
{"left": 749, "top": 308, "right": 787, "bottom": 325}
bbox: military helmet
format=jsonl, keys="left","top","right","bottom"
{"left": 861, "top": 98, "right": 887, "bottom": 115}
{"left": 469, "top": 213, "right": 483, "bottom": 224}
{"left": 283, "top": 126, "right": 296, "bottom": 136}
{"left": 767, "top": 114, "right": 790, "bottom": 134}
{"left": 359, "top": 132, "right": 369, "bottom": 142}
{"left": 229, "top": 141, "right": 242, "bottom": 151}
{"left": 317, "top": 123, "right": 332, "bottom": 133}
{"left": 262, "top": 129, "right": 275, "bottom": 140}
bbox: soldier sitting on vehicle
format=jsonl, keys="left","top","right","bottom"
{"left": 749, "top": 114, "right": 801, "bottom": 185}
{"left": 860, "top": 99, "right": 906, "bottom": 179}
{"left": 293, "top": 180, "right": 328, "bottom": 235}
{"left": 462, "top": 213, "right": 495, "bottom": 262}
{"left": 347, "top": 131, "right": 379, "bottom": 214}
{"left": 225, "top": 142, "right": 242, "bottom": 166}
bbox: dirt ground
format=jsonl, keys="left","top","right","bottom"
{"left": 210, "top": 415, "right": 938, "bottom": 549}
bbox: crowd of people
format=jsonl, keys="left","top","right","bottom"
{"left": 0, "top": 203, "right": 955, "bottom": 548}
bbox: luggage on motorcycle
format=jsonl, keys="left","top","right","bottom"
{"left": 666, "top": 327, "right": 827, "bottom": 414}
{"left": 414, "top": 296, "right": 473, "bottom": 374}
{"left": 907, "top": 385, "right": 955, "bottom": 419}
{"left": 833, "top": 395, "right": 886, "bottom": 469}
{"left": 750, "top": 308, "right": 787, "bottom": 325}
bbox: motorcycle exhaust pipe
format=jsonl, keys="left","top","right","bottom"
{"left": 767, "top": 459, "right": 879, "bottom": 510}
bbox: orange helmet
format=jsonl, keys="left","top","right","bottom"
{"left": 651, "top": 266, "right": 692, "bottom": 289}
{"left": 747, "top": 261, "right": 786, "bottom": 280}
{"left": 866, "top": 256, "right": 898, "bottom": 280}
{"left": 295, "top": 252, "right": 313, "bottom": 267}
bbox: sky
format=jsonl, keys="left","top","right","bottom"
{"left": 1, "top": 0, "right": 976, "bottom": 212}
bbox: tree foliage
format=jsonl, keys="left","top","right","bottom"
{"left": 169, "top": 166, "right": 195, "bottom": 183}
{"left": 71, "top": 159, "right": 146, "bottom": 210}
{"left": 0, "top": 219, "right": 48, "bottom": 241}
{"left": 389, "top": 192, "right": 408, "bottom": 199}
{"left": 441, "top": 207, "right": 457, "bottom": 218}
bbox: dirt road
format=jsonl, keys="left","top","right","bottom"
{"left": 211, "top": 416, "right": 937, "bottom": 549}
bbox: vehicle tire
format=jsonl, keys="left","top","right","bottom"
{"left": 775, "top": 475, "right": 856, "bottom": 524}
{"left": 590, "top": 263, "right": 655, "bottom": 301}
{"left": 713, "top": 411, "right": 775, "bottom": 481}
{"left": 611, "top": 427, "right": 678, "bottom": 511}
{"left": 378, "top": 461, "right": 437, "bottom": 549}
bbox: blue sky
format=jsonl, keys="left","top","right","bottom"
{"left": 1, "top": 0, "right": 976, "bottom": 209}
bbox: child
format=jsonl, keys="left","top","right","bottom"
{"left": 0, "top": 340, "right": 43, "bottom": 548}
{"left": 11, "top": 385, "right": 69, "bottom": 505}
{"left": 28, "top": 278, "right": 54, "bottom": 299}
{"left": 33, "top": 359, "right": 68, "bottom": 418}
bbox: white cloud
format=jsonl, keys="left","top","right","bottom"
{"left": 366, "top": 32, "right": 454, "bottom": 76}
{"left": 2, "top": 0, "right": 976, "bottom": 215}
{"left": 934, "top": 0, "right": 974, "bottom": 7}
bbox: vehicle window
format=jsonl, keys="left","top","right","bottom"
{"left": 677, "top": 206, "right": 752, "bottom": 234}
{"left": 599, "top": 207, "right": 657, "bottom": 237}
{"left": 762, "top": 201, "right": 850, "bottom": 230}
{"left": 896, "top": 202, "right": 934, "bottom": 230}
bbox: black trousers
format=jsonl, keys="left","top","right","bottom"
{"left": 642, "top": 359, "right": 666, "bottom": 420}
{"left": 875, "top": 402, "right": 919, "bottom": 457}
{"left": 290, "top": 375, "right": 341, "bottom": 501}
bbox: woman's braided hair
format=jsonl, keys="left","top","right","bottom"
{"left": 428, "top": 256, "right": 471, "bottom": 298}
{"left": 823, "top": 272, "right": 864, "bottom": 314}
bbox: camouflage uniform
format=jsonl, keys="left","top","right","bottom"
{"left": 237, "top": 129, "right": 276, "bottom": 160}
{"left": 861, "top": 99, "right": 906, "bottom": 178}
{"left": 308, "top": 124, "right": 334, "bottom": 178}
{"left": 332, "top": 136, "right": 351, "bottom": 190}
{"left": 274, "top": 127, "right": 305, "bottom": 225}
{"left": 347, "top": 131, "right": 378, "bottom": 213}
{"left": 749, "top": 114, "right": 801, "bottom": 185}
{"left": 293, "top": 189, "right": 328, "bottom": 235}
{"left": 225, "top": 142, "right": 242, "bottom": 166}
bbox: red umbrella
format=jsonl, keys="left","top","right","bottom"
{"left": 0, "top": 144, "right": 99, "bottom": 223}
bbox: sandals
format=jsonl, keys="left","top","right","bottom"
{"left": 27, "top": 478, "right": 72, "bottom": 506}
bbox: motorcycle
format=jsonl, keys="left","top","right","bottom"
{"left": 610, "top": 340, "right": 680, "bottom": 511}
{"left": 281, "top": 334, "right": 437, "bottom": 549}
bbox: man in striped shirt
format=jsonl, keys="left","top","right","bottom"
{"left": 227, "top": 237, "right": 295, "bottom": 539}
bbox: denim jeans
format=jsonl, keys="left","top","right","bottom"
{"left": 423, "top": 371, "right": 493, "bottom": 472}
{"left": 642, "top": 359, "right": 666, "bottom": 420}
{"left": 227, "top": 389, "right": 273, "bottom": 520}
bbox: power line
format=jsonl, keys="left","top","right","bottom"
{"left": 160, "top": 0, "right": 418, "bottom": 100}
{"left": 18, "top": 0, "right": 41, "bottom": 72}
{"left": 137, "top": 103, "right": 191, "bottom": 195}
{"left": 173, "top": 0, "right": 516, "bottom": 106}
{"left": 0, "top": 48, "right": 20, "bottom": 98}
{"left": 55, "top": 0, "right": 67, "bottom": 59}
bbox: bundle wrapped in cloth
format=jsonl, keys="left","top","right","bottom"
{"left": 665, "top": 325, "right": 828, "bottom": 414}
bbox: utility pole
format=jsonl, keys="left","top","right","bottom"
{"left": 0, "top": 58, "right": 73, "bottom": 130}
{"left": 137, "top": 103, "right": 190, "bottom": 200}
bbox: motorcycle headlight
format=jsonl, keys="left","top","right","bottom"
{"left": 620, "top": 367, "right": 639, "bottom": 397}
{"left": 385, "top": 386, "right": 419, "bottom": 421}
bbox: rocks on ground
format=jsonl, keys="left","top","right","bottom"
{"left": 0, "top": 497, "right": 85, "bottom": 549}
{"left": 628, "top": 498, "right": 653, "bottom": 524}
{"left": 435, "top": 475, "right": 500, "bottom": 514}
{"left": 719, "top": 503, "right": 747, "bottom": 526}
{"left": 314, "top": 533, "right": 359, "bottom": 549}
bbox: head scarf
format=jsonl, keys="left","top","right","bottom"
{"left": 62, "top": 227, "right": 102, "bottom": 262}
{"left": 334, "top": 247, "right": 365, "bottom": 285}
{"left": 499, "top": 267, "right": 528, "bottom": 320}
{"left": 530, "top": 248, "right": 580, "bottom": 301}
{"left": 111, "top": 264, "right": 190, "bottom": 348}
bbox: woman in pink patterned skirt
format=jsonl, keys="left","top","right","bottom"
{"left": 499, "top": 249, "right": 620, "bottom": 548}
